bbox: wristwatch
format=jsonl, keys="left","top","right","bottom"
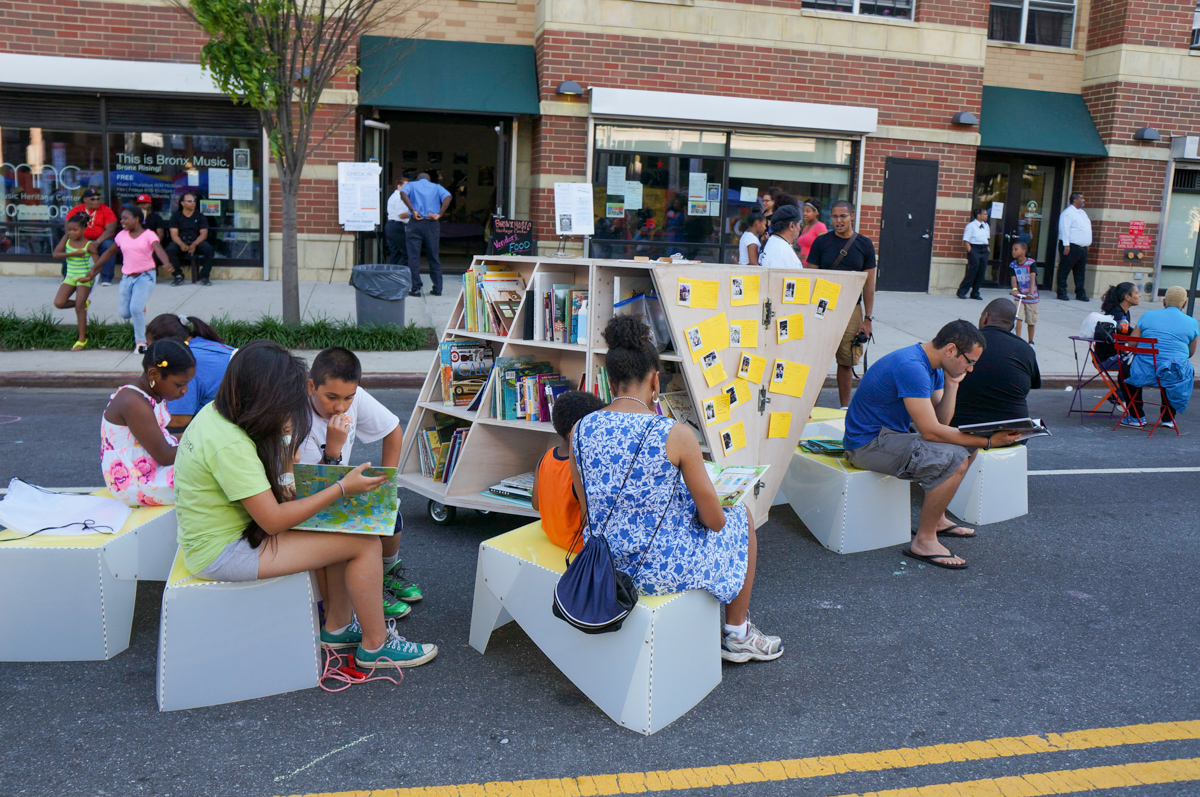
{"left": 863, "top": 315, "right": 874, "bottom": 321}
{"left": 320, "top": 444, "right": 342, "bottom": 465}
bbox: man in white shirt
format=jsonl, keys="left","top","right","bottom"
{"left": 957, "top": 206, "right": 991, "bottom": 300}
{"left": 385, "top": 175, "right": 410, "bottom": 268}
{"left": 1057, "top": 192, "right": 1092, "bottom": 301}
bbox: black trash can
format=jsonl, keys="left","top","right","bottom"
{"left": 350, "top": 263, "right": 412, "bottom": 327}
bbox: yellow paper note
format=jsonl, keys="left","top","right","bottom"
{"left": 730, "top": 319, "right": 758, "bottom": 349}
{"left": 724, "top": 379, "right": 752, "bottom": 411}
{"left": 776, "top": 313, "right": 804, "bottom": 344}
{"left": 701, "top": 393, "right": 731, "bottom": 426}
{"left": 782, "top": 277, "right": 811, "bottom": 304}
{"left": 813, "top": 278, "right": 841, "bottom": 311}
{"left": 730, "top": 275, "right": 760, "bottom": 307}
{"left": 719, "top": 421, "right": 747, "bottom": 455}
{"left": 768, "top": 358, "right": 810, "bottom": 399}
{"left": 737, "top": 352, "right": 767, "bottom": 384}
{"left": 690, "top": 313, "right": 730, "bottom": 363}
{"left": 702, "top": 355, "right": 728, "bottom": 388}
{"left": 768, "top": 412, "right": 792, "bottom": 438}
{"left": 677, "top": 278, "right": 719, "bottom": 309}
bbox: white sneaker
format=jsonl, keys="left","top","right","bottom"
{"left": 1161, "top": 419, "right": 1176, "bottom": 429}
{"left": 721, "top": 619, "right": 783, "bottom": 663}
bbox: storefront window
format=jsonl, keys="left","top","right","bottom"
{"left": 0, "top": 127, "right": 104, "bottom": 256}
{"left": 989, "top": 0, "right": 1075, "bottom": 48}
{"left": 802, "top": 0, "right": 913, "bottom": 20}
{"left": 1158, "top": 171, "right": 1200, "bottom": 290}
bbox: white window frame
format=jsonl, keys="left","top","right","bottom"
{"left": 989, "top": 0, "right": 1076, "bottom": 49}
{"left": 802, "top": 0, "right": 915, "bottom": 21}
{"left": 1191, "top": 6, "right": 1199, "bottom": 50}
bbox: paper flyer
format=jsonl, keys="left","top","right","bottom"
{"left": 606, "top": 166, "right": 626, "bottom": 195}
{"left": 231, "top": 169, "right": 254, "bottom": 201}
{"left": 768, "top": 359, "right": 810, "bottom": 399}
{"left": 606, "top": 202, "right": 624, "bottom": 218}
{"left": 768, "top": 412, "right": 792, "bottom": 438}
{"left": 625, "top": 181, "right": 643, "bottom": 210}
{"left": 813, "top": 278, "right": 842, "bottom": 311}
{"left": 688, "top": 172, "right": 707, "bottom": 200}
{"left": 782, "top": 277, "right": 811, "bottom": 304}
{"left": 689, "top": 313, "right": 730, "bottom": 363}
{"left": 677, "top": 278, "right": 719, "bottom": 309}
{"left": 777, "top": 313, "right": 804, "bottom": 344}
{"left": 687, "top": 200, "right": 709, "bottom": 216}
{"left": 208, "top": 167, "right": 230, "bottom": 200}
{"left": 731, "top": 275, "right": 760, "bottom": 307}
{"left": 730, "top": 319, "right": 758, "bottom": 349}
{"left": 737, "top": 352, "right": 767, "bottom": 383}
{"left": 702, "top": 353, "right": 727, "bottom": 388}
{"left": 739, "top": 186, "right": 759, "bottom": 203}
{"left": 702, "top": 393, "right": 731, "bottom": 426}
{"left": 553, "top": 182, "right": 596, "bottom": 236}
{"left": 724, "top": 379, "right": 752, "bottom": 410}
{"left": 719, "top": 421, "right": 747, "bottom": 455}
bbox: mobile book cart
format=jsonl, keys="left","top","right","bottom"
{"left": 398, "top": 254, "right": 865, "bottom": 525}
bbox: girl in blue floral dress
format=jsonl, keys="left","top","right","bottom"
{"left": 570, "top": 316, "right": 783, "bottom": 663}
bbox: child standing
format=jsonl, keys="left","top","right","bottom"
{"left": 52, "top": 212, "right": 98, "bottom": 351}
{"left": 738, "top": 212, "right": 766, "bottom": 265}
{"left": 1009, "top": 241, "right": 1040, "bottom": 344}
{"left": 101, "top": 339, "right": 196, "bottom": 506}
{"left": 89, "top": 207, "right": 171, "bottom": 353}
{"left": 298, "top": 347, "right": 422, "bottom": 620}
{"left": 532, "top": 390, "right": 606, "bottom": 551}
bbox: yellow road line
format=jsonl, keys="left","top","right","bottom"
{"left": 832, "top": 756, "right": 1200, "bottom": 797}
{"left": 281, "top": 720, "right": 1200, "bottom": 797}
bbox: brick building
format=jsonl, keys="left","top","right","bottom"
{"left": 2, "top": 0, "right": 1199, "bottom": 296}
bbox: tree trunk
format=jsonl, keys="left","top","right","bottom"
{"left": 278, "top": 165, "right": 302, "bottom": 326}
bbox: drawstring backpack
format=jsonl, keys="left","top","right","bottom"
{"left": 552, "top": 415, "right": 680, "bottom": 634}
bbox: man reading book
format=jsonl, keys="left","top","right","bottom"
{"left": 951, "top": 299, "right": 1041, "bottom": 428}
{"left": 843, "top": 320, "right": 1022, "bottom": 569}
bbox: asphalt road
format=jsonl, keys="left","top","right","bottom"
{"left": 0, "top": 387, "right": 1197, "bottom": 797}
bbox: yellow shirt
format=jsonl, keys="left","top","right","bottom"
{"left": 174, "top": 404, "right": 272, "bottom": 573}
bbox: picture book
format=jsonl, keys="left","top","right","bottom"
{"left": 702, "top": 462, "right": 771, "bottom": 508}
{"left": 293, "top": 464, "right": 398, "bottom": 535}
{"left": 440, "top": 340, "right": 493, "bottom": 407}
{"left": 958, "top": 417, "right": 1051, "bottom": 442}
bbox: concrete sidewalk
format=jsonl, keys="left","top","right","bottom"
{"left": 0, "top": 274, "right": 1186, "bottom": 381}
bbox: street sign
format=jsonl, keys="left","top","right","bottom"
{"left": 1129, "top": 220, "right": 1146, "bottom": 235}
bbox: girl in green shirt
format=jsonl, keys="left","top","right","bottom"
{"left": 174, "top": 340, "right": 437, "bottom": 670}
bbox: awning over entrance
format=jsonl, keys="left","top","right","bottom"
{"left": 980, "top": 87, "right": 1108, "bottom": 158}
{"left": 359, "top": 37, "right": 539, "bottom": 115}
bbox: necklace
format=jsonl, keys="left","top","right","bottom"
{"left": 613, "top": 395, "right": 651, "bottom": 412}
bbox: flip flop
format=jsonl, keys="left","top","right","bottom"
{"left": 903, "top": 547, "right": 968, "bottom": 570}
{"left": 71, "top": 339, "right": 87, "bottom": 351}
{"left": 911, "top": 525, "right": 977, "bottom": 538}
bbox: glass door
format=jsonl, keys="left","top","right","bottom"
{"left": 973, "top": 154, "right": 1065, "bottom": 288}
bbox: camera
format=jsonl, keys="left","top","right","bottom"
{"left": 852, "top": 332, "right": 870, "bottom": 347}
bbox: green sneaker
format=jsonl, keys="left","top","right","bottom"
{"left": 383, "top": 560, "right": 424, "bottom": 603}
{"left": 382, "top": 587, "right": 412, "bottom": 619}
{"left": 320, "top": 618, "right": 362, "bottom": 650}
{"left": 356, "top": 632, "right": 438, "bottom": 669}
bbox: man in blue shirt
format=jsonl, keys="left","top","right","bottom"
{"left": 844, "top": 320, "right": 1021, "bottom": 569}
{"left": 400, "top": 172, "right": 453, "bottom": 297}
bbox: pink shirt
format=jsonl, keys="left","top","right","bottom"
{"left": 115, "top": 229, "right": 159, "bottom": 275}
{"left": 798, "top": 222, "right": 828, "bottom": 261}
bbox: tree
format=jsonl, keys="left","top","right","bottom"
{"left": 173, "top": 0, "right": 417, "bottom": 324}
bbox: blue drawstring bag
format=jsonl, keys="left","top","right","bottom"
{"left": 552, "top": 416, "right": 679, "bottom": 634}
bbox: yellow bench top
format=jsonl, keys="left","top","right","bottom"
{"left": 808, "top": 407, "right": 847, "bottom": 422}
{"left": 484, "top": 521, "right": 677, "bottom": 609}
{"left": 167, "top": 546, "right": 216, "bottom": 588}
{"left": 0, "top": 489, "right": 174, "bottom": 549}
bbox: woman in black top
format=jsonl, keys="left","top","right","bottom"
{"left": 1096, "top": 282, "right": 1140, "bottom": 367}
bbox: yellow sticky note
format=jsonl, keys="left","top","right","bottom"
{"left": 701, "top": 393, "right": 731, "bottom": 426}
{"left": 730, "top": 275, "right": 760, "bottom": 307}
{"left": 737, "top": 352, "right": 767, "bottom": 384}
{"left": 689, "top": 312, "right": 730, "bottom": 363}
{"left": 701, "top": 353, "right": 728, "bottom": 388}
{"left": 768, "top": 358, "right": 811, "bottom": 399}
{"left": 768, "top": 412, "right": 792, "bottom": 438}
{"left": 777, "top": 313, "right": 804, "bottom": 344}
{"left": 782, "top": 277, "right": 811, "bottom": 304}
{"left": 719, "top": 421, "right": 747, "bottom": 455}
{"left": 730, "top": 319, "right": 758, "bottom": 348}
{"left": 813, "top": 278, "right": 841, "bottom": 311}
{"left": 724, "top": 379, "right": 752, "bottom": 411}
{"left": 677, "top": 278, "right": 719, "bottom": 309}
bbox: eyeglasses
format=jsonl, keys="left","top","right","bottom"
{"left": 959, "top": 350, "right": 979, "bottom": 367}
{"left": 831, "top": 214, "right": 852, "bottom": 220}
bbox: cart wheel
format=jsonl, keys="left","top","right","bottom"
{"left": 427, "top": 500, "right": 456, "bottom": 526}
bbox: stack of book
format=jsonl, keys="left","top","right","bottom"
{"left": 493, "top": 355, "right": 571, "bottom": 422}
{"left": 485, "top": 472, "right": 535, "bottom": 507}
{"left": 463, "top": 264, "right": 526, "bottom": 336}
{"left": 439, "top": 340, "right": 493, "bottom": 409}
{"left": 417, "top": 414, "right": 470, "bottom": 481}
{"left": 530, "top": 271, "right": 589, "bottom": 344}
{"left": 592, "top": 365, "right": 614, "bottom": 404}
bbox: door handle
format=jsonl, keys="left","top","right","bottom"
{"left": 921, "top": 232, "right": 931, "bottom": 239}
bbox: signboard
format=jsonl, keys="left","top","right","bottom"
{"left": 489, "top": 218, "right": 535, "bottom": 256}
{"left": 1117, "top": 234, "right": 1154, "bottom": 250}
{"left": 337, "top": 161, "right": 382, "bottom": 228}
{"left": 1128, "top": 220, "right": 1146, "bottom": 235}
{"left": 553, "top": 182, "right": 595, "bottom": 236}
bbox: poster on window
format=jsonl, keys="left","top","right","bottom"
{"left": 232, "top": 169, "right": 254, "bottom": 201}
{"left": 208, "top": 168, "right": 230, "bottom": 199}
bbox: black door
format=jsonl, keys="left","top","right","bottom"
{"left": 878, "top": 157, "right": 939, "bottom": 292}
{"left": 973, "top": 155, "right": 1065, "bottom": 289}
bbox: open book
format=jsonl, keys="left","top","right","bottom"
{"left": 293, "top": 464, "right": 398, "bottom": 535}
{"left": 703, "top": 462, "right": 771, "bottom": 508}
{"left": 957, "top": 417, "right": 1051, "bottom": 442}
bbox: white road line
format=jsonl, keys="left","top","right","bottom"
{"left": 1030, "top": 467, "right": 1200, "bottom": 476}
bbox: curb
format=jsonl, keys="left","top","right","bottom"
{"left": 0, "top": 372, "right": 428, "bottom": 389}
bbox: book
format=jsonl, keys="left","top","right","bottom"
{"left": 799, "top": 438, "right": 845, "bottom": 455}
{"left": 499, "top": 471, "right": 536, "bottom": 493}
{"left": 957, "top": 417, "right": 1051, "bottom": 442}
{"left": 553, "top": 283, "right": 587, "bottom": 343}
{"left": 439, "top": 340, "right": 493, "bottom": 407}
{"left": 293, "top": 464, "right": 398, "bottom": 535}
{"left": 660, "top": 391, "right": 699, "bottom": 431}
{"left": 569, "top": 289, "right": 588, "bottom": 344}
{"left": 533, "top": 271, "right": 573, "bottom": 341}
{"left": 703, "top": 462, "right": 771, "bottom": 508}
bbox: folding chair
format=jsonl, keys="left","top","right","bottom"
{"left": 1112, "top": 334, "right": 1180, "bottom": 438}
{"left": 1089, "top": 349, "right": 1123, "bottom": 415}
{"left": 1067, "top": 336, "right": 1122, "bottom": 420}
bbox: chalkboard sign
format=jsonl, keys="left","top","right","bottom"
{"left": 489, "top": 218, "right": 535, "bottom": 256}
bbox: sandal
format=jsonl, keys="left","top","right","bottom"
{"left": 902, "top": 547, "right": 968, "bottom": 570}
{"left": 71, "top": 339, "right": 87, "bottom": 352}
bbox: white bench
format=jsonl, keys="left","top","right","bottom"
{"left": 781, "top": 448, "right": 911, "bottom": 554}
{"left": 469, "top": 522, "right": 721, "bottom": 735}
{"left": 156, "top": 548, "right": 320, "bottom": 711}
{"left": 948, "top": 445, "right": 1029, "bottom": 525}
{"left": 0, "top": 493, "right": 177, "bottom": 662}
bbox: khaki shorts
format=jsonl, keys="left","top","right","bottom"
{"left": 1016, "top": 299, "right": 1039, "bottom": 325}
{"left": 836, "top": 304, "right": 864, "bottom": 367}
{"left": 845, "top": 427, "right": 970, "bottom": 491}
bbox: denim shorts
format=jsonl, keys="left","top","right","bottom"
{"left": 198, "top": 537, "right": 260, "bottom": 582}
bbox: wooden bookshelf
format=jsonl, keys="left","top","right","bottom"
{"left": 399, "top": 255, "right": 865, "bottom": 523}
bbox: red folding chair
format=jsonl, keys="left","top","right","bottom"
{"left": 1112, "top": 334, "right": 1181, "bottom": 437}
{"left": 1089, "top": 349, "right": 1123, "bottom": 415}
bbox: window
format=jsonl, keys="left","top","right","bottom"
{"left": 989, "top": 0, "right": 1075, "bottom": 47}
{"left": 1191, "top": 5, "right": 1199, "bottom": 50}
{"left": 802, "top": 0, "right": 912, "bottom": 19}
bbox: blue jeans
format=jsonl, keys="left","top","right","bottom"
{"left": 118, "top": 270, "right": 156, "bottom": 344}
{"left": 97, "top": 239, "right": 118, "bottom": 283}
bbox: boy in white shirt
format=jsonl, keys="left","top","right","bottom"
{"left": 300, "top": 347, "right": 422, "bottom": 619}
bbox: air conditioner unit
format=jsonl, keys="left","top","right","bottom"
{"left": 1171, "top": 135, "right": 1200, "bottom": 160}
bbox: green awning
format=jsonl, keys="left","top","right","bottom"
{"left": 359, "top": 37, "right": 539, "bottom": 115}
{"left": 980, "top": 87, "right": 1108, "bottom": 158}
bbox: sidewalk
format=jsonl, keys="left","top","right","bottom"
{"left": 0, "top": 275, "right": 1188, "bottom": 382}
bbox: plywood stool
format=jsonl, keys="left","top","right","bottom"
{"left": 0, "top": 498, "right": 175, "bottom": 661}
{"left": 781, "top": 450, "right": 911, "bottom": 554}
{"left": 156, "top": 549, "right": 320, "bottom": 711}
{"left": 948, "top": 445, "right": 1028, "bottom": 525}
{"left": 469, "top": 522, "right": 721, "bottom": 735}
